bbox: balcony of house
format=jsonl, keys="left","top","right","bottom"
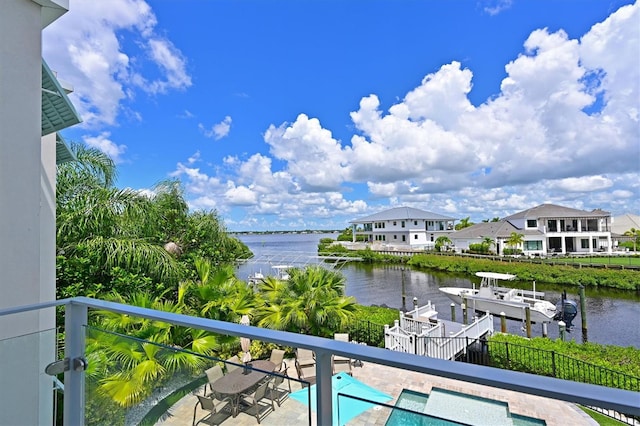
{"left": 1, "top": 297, "right": 638, "bottom": 426}
{"left": 425, "top": 221, "right": 453, "bottom": 232}
{"left": 545, "top": 218, "right": 611, "bottom": 234}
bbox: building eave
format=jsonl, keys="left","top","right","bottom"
{"left": 42, "top": 60, "right": 81, "bottom": 136}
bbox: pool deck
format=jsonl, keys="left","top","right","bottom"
{"left": 157, "top": 358, "right": 596, "bottom": 426}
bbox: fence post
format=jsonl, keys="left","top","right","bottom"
{"left": 551, "top": 351, "right": 556, "bottom": 377}
{"left": 462, "top": 297, "right": 468, "bottom": 325}
{"left": 450, "top": 303, "right": 456, "bottom": 322}
{"left": 505, "top": 342, "right": 510, "bottom": 368}
{"left": 558, "top": 321, "right": 566, "bottom": 341}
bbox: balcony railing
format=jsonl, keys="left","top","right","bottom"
{"left": 1, "top": 296, "right": 638, "bottom": 425}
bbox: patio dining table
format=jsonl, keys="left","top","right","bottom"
{"left": 210, "top": 359, "right": 276, "bottom": 417}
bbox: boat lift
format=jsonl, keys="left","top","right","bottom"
{"left": 237, "top": 250, "right": 362, "bottom": 271}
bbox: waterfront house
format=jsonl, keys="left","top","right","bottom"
{"left": 0, "top": 1, "right": 81, "bottom": 424}
{"left": 611, "top": 213, "right": 640, "bottom": 251}
{"left": 349, "top": 207, "right": 456, "bottom": 249}
{"left": 450, "top": 203, "right": 613, "bottom": 256}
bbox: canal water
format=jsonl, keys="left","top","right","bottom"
{"left": 235, "top": 232, "right": 640, "bottom": 348}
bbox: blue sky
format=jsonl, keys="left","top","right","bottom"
{"left": 44, "top": 0, "right": 639, "bottom": 231}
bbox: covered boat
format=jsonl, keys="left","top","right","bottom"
{"left": 439, "top": 272, "right": 557, "bottom": 323}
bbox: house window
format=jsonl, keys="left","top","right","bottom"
{"left": 547, "top": 220, "right": 557, "bottom": 232}
{"left": 393, "top": 235, "right": 397, "bottom": 240}
{"left": 401, "top": 221, "right": 405, "bottom": 228}
{"left": 393, "top": 221, "right": 396, "bottom": 226}
{"left": 581, "top": 239, "right": 589, "bottom": 249}
{"left": 524, "top": 241, "right": 542, "bottom": 250}
{"left": 402, "top": 235, "right": 406, "bottom": 242}
{"left": 414, "top": 234, "right": 418, "bottom": 239}
{"left": 526, "top": 219, "right": 537, "bottom": 228}
{"left": 414, "top": 221, "right": 418, "bottom": 226}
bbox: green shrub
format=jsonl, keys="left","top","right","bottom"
{"left": 488, "top": 334, "right": 640, "bottom": 391}
{"left": 407, "top": 254, "right": 639, "bottom": 290}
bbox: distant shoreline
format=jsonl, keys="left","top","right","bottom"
{"left": 230, "top": 230, "right": 340, "bottom": 235}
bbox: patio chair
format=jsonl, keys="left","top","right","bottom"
{"left": 333, "top": 333, "right": 352, "bottom": 374}
{"left": 269, "top": 372, "right": 291, "bottom": 406}
{"left": 225, "top": 355, "right": 241, "bottom": 374}
{"left": 204, "top": 365, "right": 224, "bottom": 395}
{"left": 295, "top": 348, "right": 315, "bottom": 367}
{"left": 269, "top": 348, "right": 286, "bottom": 372}
{"left": 334, "top": 333, "right": 349, "bottom": 342}
{"left": 238, "top": 381, "right": 275, "bottom": 424}
{"left": 294, "top": 358, "right": 316, "bottom": 386}
{"left": 192, "top": 394, "right": 232, "bottom": 426}
{"left": 332, "top": 354, "right": 353, "bottom": 376}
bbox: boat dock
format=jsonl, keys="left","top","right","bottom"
{"left": 384, "top": 301, "right": 494, "bottom": 360}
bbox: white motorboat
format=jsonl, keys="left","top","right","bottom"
{"left": 271, "top": 265, "right": 291, "bottom": 280}
{"left": 247, "top": 269, "right": 264, "bottom": 285}
{"left": 439, "top": 272, "right": 557, "bottom": 323}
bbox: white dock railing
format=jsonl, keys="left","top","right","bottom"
{"left": 385, "top": 309, "right": 494, "bottom": 360}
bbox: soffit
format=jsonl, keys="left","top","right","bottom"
{"left": 42, "top": 61, "right": 81, "bottom": 136}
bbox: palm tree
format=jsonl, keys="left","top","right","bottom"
{"left": 623, "top": 228, "right": 640, "bottom": 252}
{"left": 435, "top": 236, "right": 452, "bottom": 252}
{"left": 505, "top": 232, "right": 525, "bottom": 254}
{"left": 187, "top": 258, "right": 256, "bottom": 323}
{"left": 481, "top": 236, "right": 496, "bottom": 254}
{"left": 88, "top": 289, "right": 219, "bottom": 408}
{"left": 455, "top": 216, "right": 474, "bottom": 230}
{"left": 57, "top": 143, "right": 181, "bottom": 290}
{"left": 255, "top": 266, "right": 357, "bottom": 337}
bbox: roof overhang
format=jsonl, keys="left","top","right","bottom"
{"left": 34, "top": 0, "right": 69, "bottom": 28}
{"left": 56, "top": 133, "right": 75, "bottom": 164}
{"left": 41, "top": 60, "right": 81, "bottom": 136}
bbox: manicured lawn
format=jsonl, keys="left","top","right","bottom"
{"left": 579, "top": 406, "right": 627, "bottom": 425}
{"left": 544, "top": 256, "right": 640, "bottom": 266}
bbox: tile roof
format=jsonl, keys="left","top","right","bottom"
{"left": 504, "top": 203, "right": 610, "bottom": 220}
{"left": 350, "top": 207, "right": 455, "bottom": 223}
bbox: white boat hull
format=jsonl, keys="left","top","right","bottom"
{"left": 440, "top": 287, "right": 556, "bottom": 323}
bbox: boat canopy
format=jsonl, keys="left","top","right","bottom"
{"left": 475, "top": 272, "right": 517, "bottom": 281}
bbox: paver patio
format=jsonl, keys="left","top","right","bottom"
{"left": 156, "top": 358, "right": 595, "bottom": 426}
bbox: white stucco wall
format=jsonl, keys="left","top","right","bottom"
{"left": 0, "top": 1, "right": 68, "bottom": 424}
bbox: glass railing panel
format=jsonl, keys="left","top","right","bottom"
{"left": 0, "top": 327, "right": 58, "bottom": 426}
{"left": 84, "top": 326, "right": 312, "bottom": 425}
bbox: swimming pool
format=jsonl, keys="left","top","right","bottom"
{"left": 385, "top": 388, "right": 546, "bottom": 426}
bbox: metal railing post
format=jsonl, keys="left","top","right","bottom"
{"left": 315, "top": 349, "right": 333, "bottom": 426}
{"left": 64, "top": 301, "right": 87, "bottom": 426}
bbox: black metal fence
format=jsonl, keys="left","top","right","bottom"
{"left": 341, "top": 319, "right": 386, "bottom": 347}
{"left": 483, "top": 339, "right": 640, "bottom": 392}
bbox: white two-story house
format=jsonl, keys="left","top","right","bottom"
{"left": 450, "top": 204, "right": 613, "bottom": 256}
{"left": 349, "top": 207, "right": 456, "bottom": 249}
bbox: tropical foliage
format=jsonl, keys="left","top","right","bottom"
{"left": 56, "top": 142, "right": 251, "bottom": 300}
{"left": 434, "top": 235, "right": 452, "bottom": 252}
{"left": 455, "top": 216, "right": 474, "bottom": 230}
{"left": 255, "top": 265, "right": 358, "bottom": 336}
{"left": 622, "top": 228, "right": 640, "bottom": 252}
{"left": 407, "top": 254, "right": 640, "bottom": 290}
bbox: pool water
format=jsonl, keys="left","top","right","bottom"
{"left": 385, "top": 388, "right": 546, "bottom": 426}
